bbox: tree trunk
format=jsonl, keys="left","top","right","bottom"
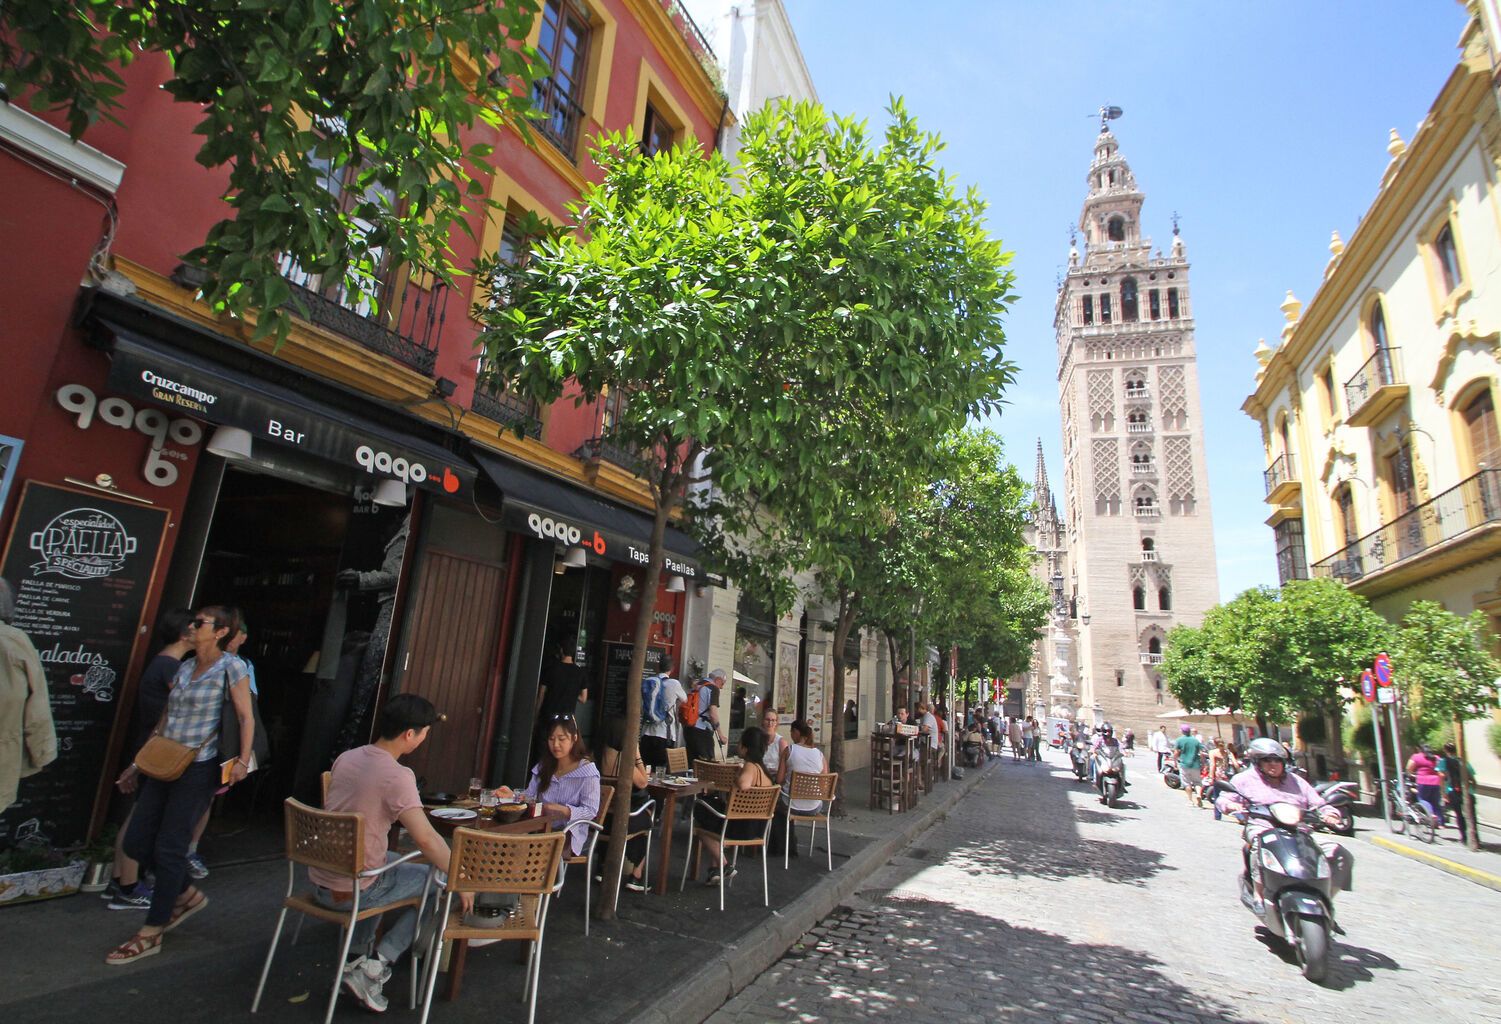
{"left": 887, "top": 632, "right": 905, "bottom": 716}
{"left": 827, "top": 587, "right": 858, "bottom": 817}
{"left": 596, "top": 486, "right": 674, "bottom": 920}
{"left": 1455, "top": 716, "right": 1481, "bottom": 852}
{"left": 1325, "top": 705, "right": 1347, "bottom": 780}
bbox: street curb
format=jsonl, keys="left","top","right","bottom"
{"left": 620, "top": 759, "right": 1000, "bottom": 1024}
{"left": 1365, "top": 834, "right": 1501, "bottom": 893}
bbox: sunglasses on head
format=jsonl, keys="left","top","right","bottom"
{"left": 548, "top": 714, "right": 574, "bottom": 723}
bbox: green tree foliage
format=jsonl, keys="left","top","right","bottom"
{"left": 477, "top": 100, "right": 1016, "bottom": 916}
{"left": 1, "top": 0, "right": 542, "bottom": 339}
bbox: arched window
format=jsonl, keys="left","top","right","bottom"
{"left": 1158, "top": 587, "right": 1172, "bottom": 611}
{"left": 1277, "top": 415, "right": 1293, "bottom": 458}
{"left": 1167, "top": 288, "right": 1180, "bottom": 318}
{"left": 1332, "top": 483, "right": 1358, "bottom": 548}
{"left": 1142, "top": 538, "right": 1155, "bottom": 552}
{"left": 1100, "top": 294, "right": 1113, "bottom": 323}
{"left": 1435, "top": 222, "right": 1461, "bottom": 294}
{"left": 1369, "top": 300, "right": 1389, "bottom": 353}
{"left": 1082, "top": 295, "right": 1094, "bottom": 325}
{"left": 1108, "top": 170, "right": 1117, "bottom": 186}
{"left": 1148, "top": 636, "right": 1162, "bottom": 655}
{"left": 1132, "top": 586, "right": 1146, "bottom": 611}
{"left": 1108, "top": 216, "right": 1125, "bottom": 242}
{"left": 1121, "top": 278, "right": 1139, "bottom": 322}
{"left": 1148, "top": 289, "right": 1161, "bottom": 320}
{"left": 1462, "top": 387, "right": 1501, "bottom": 471}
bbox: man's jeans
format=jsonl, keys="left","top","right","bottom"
{"left": 315, "top": 855, "right": 433, "bottom": 964}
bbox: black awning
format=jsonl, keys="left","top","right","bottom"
{"left": 101, "top": 326, "right": 478, "bottom": 499}
{"left": 473, "top": 450, "right": 714, "bottom": 581}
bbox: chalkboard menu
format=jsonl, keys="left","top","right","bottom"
{"left": 600, "top": 642, "right": 666, "bottom": 722}
{"left": 0, "top": 483, "right": 169, "bottom": 848}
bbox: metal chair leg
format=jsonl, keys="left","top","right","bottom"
{"left": 525, "top": 900, "right": 549, "bottom": 1024}
{"left": 324, "top": 908, "right": 360, "bottom": 1024}
{"left": 418, "top": 894, "right": 452, "bottom": 1024}
{"left": 583, "top": 854, "right": 592, "bottom": 938}
{"left": 761, "top": 843, "right": 768, "bottom": 906}
{"left": 250, "top": 907, "right": 289, "bottom": 1013}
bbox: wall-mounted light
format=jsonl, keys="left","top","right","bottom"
{"left": 206, "top": 425, "right": 253, "bottom": 460}
{"left": 694, "top": 583, "right": 709, "bottom": 598}
{"left": 562, "top": 545, "right": 588, "bottom": 569}
{"left": 665, "top": 574, "right": 685, "bottom": 593}
{"left": 434, "top": 376, "right": 457, "bottom": 399}
{"left": 373, "top": 479, "right": 408, "bottom": 507}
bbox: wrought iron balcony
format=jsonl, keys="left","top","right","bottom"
{"left": 1343, "top": 347, "right": 1409, "bottom": 427}
{"left": 533, "top": 78, "right": 586, "bottom": 161}
{"left": 1311, "top": 468, "right": 1501, "bottom": 585}
{"left": 472, "top": 382, "right": 541, "bottom": 438}
{"left": 278, "top": 259, "right": 444, "bottom": 376}
{"left": 574, "top": 435, "right": 642, "bottom": 473}
{"left": 1263, "top": 453, "right": 1300, "bottom": 504}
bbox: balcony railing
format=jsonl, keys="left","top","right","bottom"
{"left": 1127, "top": 421, "right": 1153, "bottom": 434}
{"left": 1263, "top": 453, "right": 1299, "bottom": 501}
{"left": 1343, "top": 346, "right": 1407, "bottom": 426}
{"left": 1140, "top": 550, "right": 1159, "bottom": 562}
{"left": 1138, "top": 653, "right": 1165, "bottom": 666}
{"left": 533, "top": 78, "right": 586, "bottom": 160}
{"left": 659, "top": 0, "right": 717, "bottom": 66}
{"left": 473, "top": 383, "right": 541, "bottom": 438}
{"left": 1312, "top": 468, "right": 1501, "bottom": 583}
{"left": 1124, "top": 386, "right": 1151, "bottom": 402}
{"left": 1134, "top": 504, "right": 1161, "bottom": 518}
{"left": 1132, "top": 462, "right": 1157, "bottom": 476}
{"left": 278, "top": 259, "right": 444, "bottom": 375}
{"left": 574, "top": 435, "right": 642, "bottom": 473}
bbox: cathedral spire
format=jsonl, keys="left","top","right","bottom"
{"left": 1034, "top": 438, "right": 1051, "bottom": 507}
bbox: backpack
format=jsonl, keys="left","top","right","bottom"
{"left": 681, "top": 684, "right": 706, "bottom": 728}
{"left": 642, "top": 675, "right": 670, "bottom": 725}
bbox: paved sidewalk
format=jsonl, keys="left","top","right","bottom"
{"left": 1, "top": 758, "right": 1008, "bottom": 1024}
{"left": 1354, "top": 827, "right": 1501, "bottom": 892}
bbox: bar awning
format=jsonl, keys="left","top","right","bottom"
{"left": 473, "top": 450, "right": 715, "bottom": 582}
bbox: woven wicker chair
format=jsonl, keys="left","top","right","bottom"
{"left": 320, "top": 770, "right": 331, "bottom": 807}
{"left": 251, "top": 799, "right": 432, "bottom": 1024}
{"left": 665, "top": 746, "right": 690, "bottom": 773}
{"left": 694, "top": 759, "right": 741, "bottom": 793}
{"left": 782, "top": 771, "right": 839, "bottom": 871}
{"left": 418, "top": 828, "right": 567, "bottom": 1024}
{"left": 679, "top": 784, "right": 780, "bottom": 911}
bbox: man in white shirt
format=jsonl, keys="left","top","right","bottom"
{"left": 640, "top": 675, "right": 686, "bottom": 767}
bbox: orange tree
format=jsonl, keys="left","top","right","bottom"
{"left": 476, "top": 99, "right": 1016, "bottom": 917}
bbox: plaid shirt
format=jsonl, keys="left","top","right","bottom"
{"left": 162, "top": 653, "right": 248, "bottom": 761}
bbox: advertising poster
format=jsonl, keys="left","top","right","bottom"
{"left": 775, "top": 640, "right": 799, "bottom": 714}
{"left": 0, "top": 483, "right": 169, "bottom": 848}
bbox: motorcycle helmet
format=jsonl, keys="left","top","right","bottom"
{"left": 1246, "top": 737, "right": 1288, "bottom": 767}
{"left": 1100, "top": 723, "right": 1114, "bottom": 738}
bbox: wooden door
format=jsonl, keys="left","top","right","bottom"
{"left": 397, "top": 549, "right": 506, "bottom": 794}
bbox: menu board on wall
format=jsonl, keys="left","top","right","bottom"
{"left": 805, "top": 654, "right": 827, "bottom": 744}
{"left": 600, "top": 642, "right": 667, "bottom": 722}
{"left": 0, "top": 483, "right": 169, "bottom": 848}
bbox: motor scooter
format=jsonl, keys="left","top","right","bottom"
{"left": 1220, "top": 785, "right": 1354, "bottom": 983}
{"left": 1160, "top": 757, "right": 1183, "bottom": 789}
{"left": 1311, "top": 780, "right": 1357, "bottom": 836}
{"left": 1068, "top": 739, "right": 1089, "bottom": 782}
{"left": 1093, "top": 743, "right": 1126, "bottom": 806}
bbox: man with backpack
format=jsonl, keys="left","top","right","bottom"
{"left": 683, "top": 669, "right": 727, "bottom": 765}
{"left": 640, "top": 672, "right": 686, "bottom": 768}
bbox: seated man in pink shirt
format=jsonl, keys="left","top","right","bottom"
{"left": 310, "top": 694, "right": 470, "bottom": 1013}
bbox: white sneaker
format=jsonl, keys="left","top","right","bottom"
{"left": 341, "top": 956, "right": 389, "bottom": 1013}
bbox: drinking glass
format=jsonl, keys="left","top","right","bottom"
{"left": 478, "top": 789, "right": 498, "bottom": 820}
{"left": 468, "top": 777, "right": 483, "bottom": 802}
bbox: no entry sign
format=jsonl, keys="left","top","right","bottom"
{"left": 1359, "top": 670, "right": 1376, "bottom": 704}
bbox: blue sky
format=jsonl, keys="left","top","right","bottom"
{"left": 781, "top": 1, "right": 1470, "bottom": 600}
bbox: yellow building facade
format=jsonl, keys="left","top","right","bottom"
{"left": 1243, "top": 6, "right": 1501, "bottom": 803}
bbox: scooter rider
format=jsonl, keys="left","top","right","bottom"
{"left": 1217, "top": 739, "right": 1339, "bottom": 895}
{"left": 1090, "top": 723, "right": 1128, "bottom": 790}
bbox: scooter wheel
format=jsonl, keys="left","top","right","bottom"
{"left": 1163, "top": 774, "right": 1181, "bottom": 790}
{"left": 1329, "top": 807, "right": 1353, "bottom": 836}
{"left": 1296, "top": 917, "right": 1330, "bottom": 983}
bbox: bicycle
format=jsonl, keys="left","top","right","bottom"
{"left": 1382, "top": 774, "right": 1438, "bottom": 843}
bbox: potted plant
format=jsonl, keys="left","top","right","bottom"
{"left": 0, "top": 843, "right": 88, "bottom": 906}
{"left": 78, "top": 826, "right": 117, "bottom": 894}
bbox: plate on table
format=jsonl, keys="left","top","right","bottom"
{"left": 497, "top": 802, "right": 528, "bottom": 813}
{"left": 661, "top": 776, "right": 691, "bottom": 786}
{"left": 430, "top": 807, "right": 478, "bottom": 821}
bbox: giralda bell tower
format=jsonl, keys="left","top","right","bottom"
{"left": 1054, "top": 113, "right": 1219, "bottom": 735}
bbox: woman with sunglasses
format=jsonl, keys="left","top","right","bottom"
{"left": 107, "top": 606, "right": 255, "bottom": 964}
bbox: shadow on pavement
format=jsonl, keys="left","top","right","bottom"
{"left": 946, "top": 832, "right": 1171, "bottom": 886}
{"left": 761, "top": 898, "right": 1259, "bottom": 1024}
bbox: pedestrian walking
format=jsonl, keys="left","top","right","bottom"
{"left": 1008, "top": 716, "right": 1024, "bottom": 761}
{"left": 1173, "top": 724, "right": 1205, "bottom": 808}
{"left": 1406, "top": 745, "right": 1444, "bottom": 822}
{"left": 107, "top": 605, "right": 256, "bottom": 964}
{"left": 1149, "top": 726, "right": 1170, "bottom": 771}
{"left": 1438, "top": 742, "right": 1476, "bottom": 843}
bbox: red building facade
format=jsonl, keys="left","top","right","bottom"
{"left": 0, "top": 0, "right": 724, "bottom": 846}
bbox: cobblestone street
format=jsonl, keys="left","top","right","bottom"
{"left": 708, "top": 749, "right": 1501, "bottom": 1024}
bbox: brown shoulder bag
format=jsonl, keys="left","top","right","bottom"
{"left": 134, "top": 735, "right": 201, "bottom": 781}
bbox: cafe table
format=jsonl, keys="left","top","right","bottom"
{"left": 424, "top": 803, "right": 566, "bottom": 1000}
{"left": 644, "top": 776, "right": 710, "bottom": 895}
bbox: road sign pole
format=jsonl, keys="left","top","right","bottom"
{"left": 1371, "top": 703, "right": 1393, "bottom": 832}
{"left": 1387, "top": 693, "right": 1405, "bottom": 834}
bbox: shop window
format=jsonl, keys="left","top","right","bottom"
{"left": 642, "top": 102, "right": 675, "bottom": 157}
{"left": 535, "top": 0, "right": 592, "bottom": 158}
{"left": 1082, "top": 295, "right": 1094, "bottom": 325}
{"left": 1121, "top": 278, "right": 1139, "bottom": 322}
{"left": 1167, "top": 288, "right": 1180, "bottom": 318}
